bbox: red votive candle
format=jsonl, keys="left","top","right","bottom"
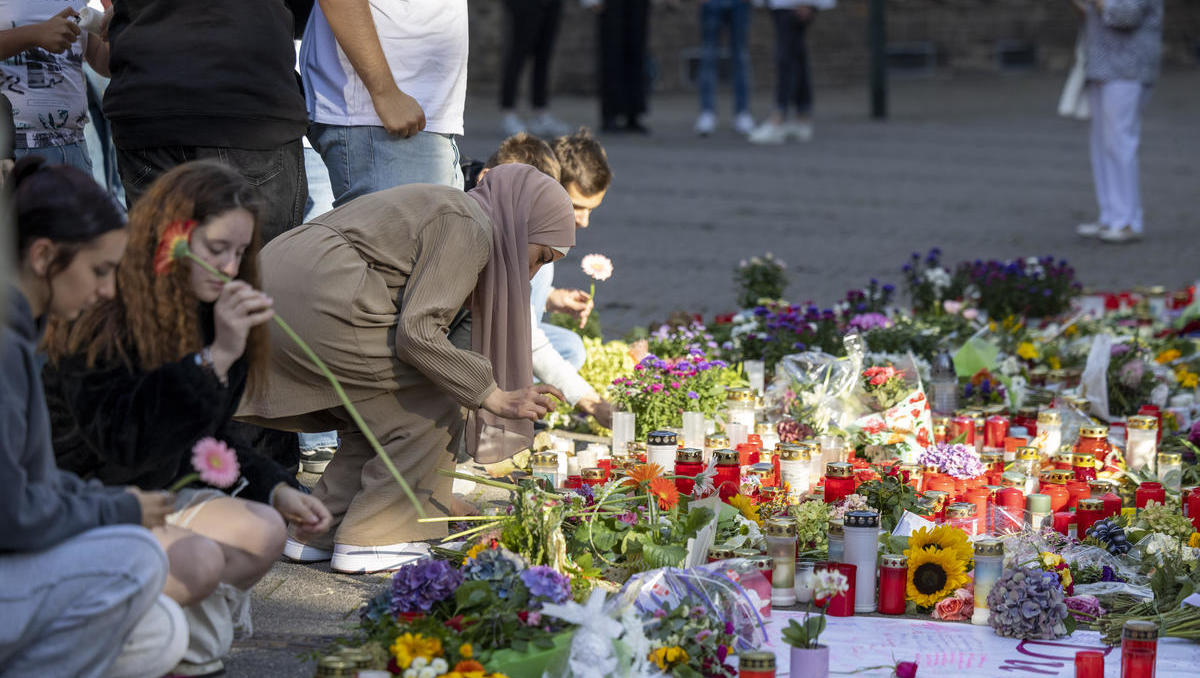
{"left": 737, "top": 443, "right": 759, "bottom": 466}
{"left": 1136, "top": 482, "right": 1166, "bottom": 510}
{"left": 1067, "top": 480, "right": 1091, "bottom": 511}
{"left": 1188, "top": 489, "right": 1200, "bottom": 532}
{"left": 815, "top": 562, "right": 856, "bottom": 617}
{"left": 925, "top": 473, "right": 956, "bottom": 496}
{"left": 596, "top": 457, "right": 612, "bottom": 481}
{"left": 965, "top": 487, "right": 991, "bottom": 535}
{"left": 951, "top": 416, "right": 975, "bottom": 445}
{"left": 1053, "top": 511, "right": 1076, "bottom": 537}
{"left": 1042, "top": 483, "right": 1071, "bottom": 514}
{"left": 1076, "top": 498, "right": 1106, "bottom": 540}
{"left": 1121, "top": 648, "right": 1155, "bottom": 678}
{"left": 878, "top": 554, "right": 907, "bottom": 615}
{"left": 996, "top": 487, "right": 1025, "bottom": 533}
{"left": 714, "top": 449, "right": 741, "bottom": 501}
{"left": 1075, "top": 650, "right": 1105, "bottom": 678}
{"left": 581, "top": 467, "right": 605, "bottom": 488}
{"left": 1121, "top": 620, "right": 1157, "bottom": 678}
{"left": 985, "top": 415, "right": 1010, "bottom": 449}
{"left": 824, "top": 463, "right": 856, "bottom": 504}
{"left": 1005, "top": 436, "right": 1028, "bottom": 455}
{"left": 674, "top": 448, "right": 703, "bottom": 496}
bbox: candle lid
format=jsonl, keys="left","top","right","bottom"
{"left": 707, "top": 546, "right": 734, "bottom": 559}
{"left": 844, "top": 510, "right": 880, "bottom": 528}
{"left": 747, "top": 555, "right": 774, "bottom": 570}
{"left": 647, "top": 430, "right": 677, "bottom": 446}
{"left": 924, "top": 490, "right": 949, "bottom": 503}
{"left": 955, "top": 408, "right": 982, "bottom": 418}
{"left": 1018, "top": 446, "right": 1041, "bottom": 461}
{"left": 749, "top": 462, "right": 774, "bottom": 477}
{"left": 1080, "top": 425, "right": 1109, "bottom": 438}
{"left": 1001, "top": 471, "right": 1025, "bottom": 487}
{"left": 1127, "top": 415, "right": 1158, "bottom": 430}
{"left": 973, "top": 538, "right": 1003, "bottom": 557}
{"left": 1017, "top": 406, "right": 1039, "bottom": 418}
{"left": 317, "top": 656, "right": 354, "bottom": 672}
{"left": 980, "top": 451, "right": 1003, "bottom": 464}
{"left": 827, "top": 520, "right": 844, "bottom": 536}
{"left": 715, "top": 449, "right": 739, "bottom": 465}
{"left": 1073, "top": 453, "right": 1095, "bottom": 467}
{"left": 732, "top": 548, "right": 762, "bottom": 558}
{"left": 1122, "top": 620, "right": 1159, "bottom": 640}
{"left": 675, "top": 447, "right": 702, "bottom": 463}
{"left": 881, "top": 553, "right": 908, "bottom": 568}
{"left": 982, "top": 404, "right": 1007, "bottom": 416}
{"left": 1042, "top": 470, "right": 1072, "bottom": 484}
{"left": 532, "top": 451, "right": 558, "bottom": 465}
{"left": 581, "top": 467, "right": 604, "bottom": 480}
{"left": 1088, "top": 479, "right": 1116, "bottom": 492}
{"left": 1159, "top": 452, "right": 1183, "bottom": 464}
{"left": 738, "top": 651, "right": 776, "bottom": 671}
{"left": 706, "top": 434, "right": 730, "bottom": 447}
{"left": 726, "top": 387, "right": 755, "bottom": 403}
{"left": 1026, "top": 493, "right": 1051, "bottom": 513}
{"left": 826, "top": 462, "right": 854, "bottom": 478}
{"left": 779, "top": 444, "right": 810, "bottom": 461}
{"left": 946, "top": 502, "right": 976, "bottom": 518}
{"left": 765, "top": 518, "right": 798, "bottom": 537}
{"left": 1077, "top": 497, "right": 1105, "bottom": 511}
{"left": 1037, "top": 410, "right": 1061, "bottom": 425}
{"left": 337, "top": 648, "right": 372, "bottom": 666}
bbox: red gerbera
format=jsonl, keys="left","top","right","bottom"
{"left": 153, "top": 219, "right": 197, "bottom": 275}
{"left": 648, "top": 476, "right": 680, "bottom": 510}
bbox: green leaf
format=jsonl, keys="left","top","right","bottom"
{"left": 454, "top": 580, "right": 495, "bottom": 612}
{"left": 1063, "top": 613, "right": 1078, "bottom": 635}
{"left": 643, "top": 542, "right": 688, "bottom": 569}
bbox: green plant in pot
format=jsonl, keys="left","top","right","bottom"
{"left": 781, "top": 568, "right": 848, "bottom": 678}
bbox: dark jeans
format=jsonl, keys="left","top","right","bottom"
{"left": 772, "top": 9, "right": 814, "bottom": 116}
{"left": 501, "top": 0, "right": 564, "bottom": 110}
{"left": 598, "top": 0, "right": 650, "bottom": 125}
{"left": 116, "top": 139, "right": 307, "bottom": 243}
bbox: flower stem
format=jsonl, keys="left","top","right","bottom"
{"left": 167, "top": 472, "right": 199, "bottom": 494}
{"left": 184, "top": 252, "right": 424, "bottom": 516}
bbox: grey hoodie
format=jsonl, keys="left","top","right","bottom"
{"left": 0, "top": 286, "right": 140, "bottom": 553}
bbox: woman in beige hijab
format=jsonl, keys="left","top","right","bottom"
{"left": 238, "top": 164, "right": 574, "bottom": 573}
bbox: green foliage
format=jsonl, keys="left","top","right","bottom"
{"left": 856, "top": 471, "right": 923, "bottom": 533}
{"left": 547, "top": 310, "right": 602, "bottom": 340}
{"left": 734, "top": 253, "right": 788, "bottom": 309}
{"left": 782, "top": 614, "right": 827, "bottom": 649}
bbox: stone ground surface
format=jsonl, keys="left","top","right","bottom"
{"left": 229, "top": 72, "right": 1200, "bottom": 677}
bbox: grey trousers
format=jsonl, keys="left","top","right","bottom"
{"left": 0, "top": 525, "right": 168, "bottom": 678}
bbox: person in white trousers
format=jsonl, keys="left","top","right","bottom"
{"left": 1073, "top": 0, "right": 1162, "bottom": 243}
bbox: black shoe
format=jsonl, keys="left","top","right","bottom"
{"left": 299, "top": 446, "right": 335, "bottom": 473}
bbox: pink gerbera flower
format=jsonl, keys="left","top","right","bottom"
{"left": 580, "top": 253, "right": 613, "bottom": 281}
{"left": 191, "top": 437, "right": 240, "bottom": 488}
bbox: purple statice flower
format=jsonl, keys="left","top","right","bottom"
{"left": 1119, "top": 359, "right": 1146, "bottom": 388}
{"left": 389, "top": 559, "right": 464, "bottom": 614}
{"left": 846, "top": 312, "right": 892, "bottom": 333}
{"left": 918, "top": 443, "right": 985, "bottom": 479}
{"left": 520, "top": 566, "right": 571, "bottom": 608}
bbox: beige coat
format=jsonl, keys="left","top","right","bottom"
{"left": 238, "top": 184, "right": 498, "bottom": 428}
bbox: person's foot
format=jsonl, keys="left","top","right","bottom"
{"left": 299, "top": 446, "right": 335, "bottom": 474}
{"left": 734, "top": 112, "right": 756, "bottom": 136}
{"left": 528, "top": 111, "right": 570, "bottom": 138}
{"left": 625, "top": 117, "right": 650, "bottom": 135}
{"left": 331, "top": 542, "right": 432, "bottom": 574}
{"left": 501, "top": 112, "right": 526, "bottom": 137}
{"left": 1099, "top": 225, "right": 1143, "bottom": 243}
{"left": 694, "top": 110, "right": 717, "bottom": 136}
{"left": 748, "top": 121, "right": 788, "bottom": 145}
{"left": 1075, "top": 221, "right": 1108, "bottom": 237}
{"left": 283, "top": 537, "right": 333, "bottom": 563}
{"left": 164, "top": 659, "right": 225, "bottom": 678}
{"left": 785, "top": 119, "right": 814, "bottom": 142}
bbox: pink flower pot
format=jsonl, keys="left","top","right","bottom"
{"left": 790, "top": 644, "right": 830, "bottom": 678}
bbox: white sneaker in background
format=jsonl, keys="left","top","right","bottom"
{"left": 1098, "top": 225, "right": 1143, "bottom": 243}
{"left": 694, "top": 111, "right": 717, "bottom": 136}
{"left": 331, "top": 542, "right": 432, "bottom": 574}
{"left": 733, "top": 112, "right": 756, "bottom": 135}
{"left": 748, "top": 121, "right": 788, "bottom": 145}
{"left": 501, "top": 112, "right": 526, "bottom": 137}
{"left": 1075, "top": 221, "right": 1107, "bottom": 237}
{"left": 283, "top": 537, "right": 333, "bottom": 563}
{"left": 786, "top": 120, "right": 814, "bottom": 142}
{"left": 528, "top": 112, "right": 570, "bottom": 138}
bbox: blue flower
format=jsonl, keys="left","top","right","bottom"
{"left": 520, "top": 566, "right": 571, "bottom": 608}
{"left": 388, "top": 559, "right": 463, "bottom": 615}
{"left": 687, "top": 391, "right": 700, "bottom": 399}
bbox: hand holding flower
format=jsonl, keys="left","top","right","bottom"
{"left": 272, "top": 484, "right": 333, "bottom": 537}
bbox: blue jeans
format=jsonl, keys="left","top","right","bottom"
{"left": 15, "top": 141, "right": 92, "bottom": 175}
{"left": 530, "top": 263, "right": 587, "bottom": 370}
{"left": 309, "top": 125, "right": 463, "bottom": 207}
{"left": 698, "top": 0, "right": 751, "bottom": 115}
{"left": 82, "top": 64, "right": 125, "bottom": 203}
{"left": 303, "top": 146, "right": 336, "bottom": 221}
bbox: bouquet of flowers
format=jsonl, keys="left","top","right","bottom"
{"left": 902, "top": 248, "right": 968, "bottom": 317}
{"left": 862, "top": 364, "right": 908, "bottom": 410}
{"left": 641, "top": 598, "right": 739, "bottom": 677}
{"left": 647, "top": 321, "right": 720, "bottom": 360}
{"left": 957, "top": 256, "right": 1080, "bottom": 320}
{"left": 734, "top": 252, "right": 788, "bottom": 309}
{"left": 612, "top": 352, "right": 736, "bottom": 439}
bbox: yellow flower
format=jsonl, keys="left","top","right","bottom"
{"left": 1040, "top": 552, "right": 1063, "bottom": 568}
{"left": 1017, "top": 342, "right": 1039, "bottom": 361}
{"left": 389, "top": 633, "right": 443, "bottom": 669}
{"left": 459, "top": 643, "right": 474, "bottom": 659}
{"left": 1059, "top": 567, "right": 1073, "bottom": 590}
{"left": 648, "top": 646, "right": 690, "bottom": 670}
{"left": 1189, "top": 533, "right": 1200, "bottom": 549}
{"left": 1176, "top": 369, "right": 1199, "bottom": 389}
{"left": 1048, "top": 356, "right": 1062, "bottom": 370}
{"left": 905, "top": 524, "right": 973, "bottom": 566}
{"left": 464, "top": 542, "right": 489, "bottom": 562}
{"left": 1157, "top": 349, "right": 1182, "bottom": 364}
{"left": 1064, "top": 324, "right": 1079, "bottom": 338}
{"left": 906, "top": 546, "right": 969, "bottom": 608}
{"left": 727, "top": 494, "right": 761, "bottom": 526}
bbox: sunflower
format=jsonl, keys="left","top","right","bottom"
{"left": 905, "top": 524, "right": 973, "bottom": 566}
{"left": 906, "top": 545, "right": 969, "bottom": 608}
{"left": 648, "top": 477, "right": 680, "bottom": 510}
{"left": 625, "top": 463, "right": 664, "bottom": 487}
{"left": 727, "top": 494, "right": 762, "bottom": 526}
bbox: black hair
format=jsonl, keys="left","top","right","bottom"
{"left": 11, "top": 156, "right": 126, "bottom": 277}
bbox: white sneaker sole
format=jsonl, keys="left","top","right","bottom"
{"left": 299, "top": 457, "right": 331, "bottom": 473}
{"left": 282, "top": 538, "right": 332, "bottom": 563}
{"left": 330, "top": 543, "right": 431, "bottom": 574}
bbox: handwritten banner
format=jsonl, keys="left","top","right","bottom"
{"left": 765, "top": 612, "right": 1200, "bottom": 677}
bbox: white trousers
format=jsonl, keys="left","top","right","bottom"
{"left": 1088, "top": 80, "right": 1147, "bottom": 232}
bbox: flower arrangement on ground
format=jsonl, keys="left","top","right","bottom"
{"left": 986, "top": 567, "right": 1072, "bottom": 639}
{"left": 641, "top": 598, "right": 739, "bottom": 678}
{"left": 903, "top": 525, "right": 972, "bottom": 608}
{"left": 862, "top": 364, "right": 908, "bottom": 410}
{"left": 612, "top": 351, "right": 736, "bottom": 438}
{"left": 734, "top": 252, "right": 788, "bottom": 309}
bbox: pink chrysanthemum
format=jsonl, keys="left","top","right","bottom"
{"left": 191, "top": 437, "right": 240, "bottom": 488}
{"left": 580, "top": 253, "right": 613, "bottom": 282}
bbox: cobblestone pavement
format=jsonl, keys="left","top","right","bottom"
{"left": 228, "top": 71, "right": 1200, "bottom": 677}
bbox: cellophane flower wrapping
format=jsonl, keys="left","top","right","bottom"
{"left": 764, "top": 337, "right": 867, "bottom": 433}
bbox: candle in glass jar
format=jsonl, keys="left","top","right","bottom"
{"left": 826, "top": 521, "right": 845, "bottom": 562}
{"left": 1188, "top": 489, "right": 1200, "bottom": 533}
{"left": 704, "top": 433, "right": 729, "bottom": 464}
{"left": 581, "top": 467, "right": 605, "bottom": 488}
{"left": 1075, "top": 651, "right": 1105, "bottom": 678}
{"left": 1067, "top": 480, "right": 1091, "bottom": 511}
{"left": 824, "top": 462, "right": 856, "bottom": 504}
{"left": 1052, "top": 511, "right": 1076, "bottom": 538}
{"left": 843, "top": 511, "right": 880, "bottom": 613}
{"left": 965, "top": 487, "right": 990, "bottom": 534}
{"left": 794, "top": 561, "right": 816, "bottom": 603}
{"left": 996, "top": 487, "right": 1025, "bottom": 533}
{"left": 1053, "top": 452, "right": 1074, "bottom": 471}
{"left": 531, "top": 451, "right": 560, "bottom": 488}
{"left": 646, "top": 431, "right": 677, "bottom": 473}
{"left": 674, "top": 448, "right": 703, "bottom": 496}
{"left": 714, "top": 449, "right": 741, "bottom": 500}
{"left": 951, "top": 416, "right": 975, "bottom": 445}
{"left": 1013, "top": 407, "right": 1039, "bottom": 437}
{"left": 766, "top": 519, "right": 798, "bottom": 607}
{"left": 947, "top": 503, "right": 978, "bottom": 536}
{"left": 707, "top": 546, "right": 734, "bottom": 563}
{"left": 878, "top": 554, "right": 907, "bottom": 615}
{"left": 1035, "top": 410, "right": 1062, "bottom": 458}
{"left": 971, "top": 538, "right": 1004, "bottom": 625}
{"left": 726, "top": 388, "right": 756, "bottom": 428}
{"left": 744, "top": 359, "right": 766, "bottom": 394}
{"left": 1015, "top": 446, "right": 1041, "bottom": 494}
{"left": 1121, "top": 620, "right": 1158, "bottom": 678}
{"left": 1136, "top": 481, "right": 1166, "bottom": 510}
{"left": 682, "top": 411, "right": 706, "bottom": 450}
{"left": 778, "top": 444, "right": 811, "bottom": 503}
{"left": 819, "top": 563, "right": 857, "bottom": 617}
{"left": 934, "top": 424, "right": 949, "bottom": 445}
{"left": 1039, "top": 470, "right": 1073, "bottom": 513}
{"left": 1090, "top": 479, "right": 1124, "bottom": 518}
{"left": 820, "top": 434, "right": 846, "bottom": 465}
{"left": 610, "top": 411, "right": 635, "bottom": 459}
{"left": 738, "top": 650, "right": 776, "bottom": 678}
{"left": 981, "top": 451, "right": 1004, "bottom": 485}
{"left": 1158, "top": 452, "right": 1182, "bottom": 493}
{"left": 1076, "top": 498, "right": 1106, "bottom": 539}
{"left": 1073, "top": 453, "right": 1098, "bottom": 482}
{"left": 1026, "top": 493, "right": 1051, "bottom": 531}
{"left": 747, "top": 554, "right": 774, "bottom": 587}
{"left": 1126, "top": 417, "right": 1158, "bottom": 472}
{"left": 924, "top": 490, "right": 950, "bottom": 522}
{"left": 985, "top": 415, "right": 1010, "bottom": 450}
{"left": 757, "top": 422, "right": 780, "bottom": 456}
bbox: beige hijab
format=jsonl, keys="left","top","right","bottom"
{"left": 466, "top": 164, "right": 575, "bottom": 462}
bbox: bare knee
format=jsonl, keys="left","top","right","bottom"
{"left": 164, "top": 535, "right": 224, "bottom": 605}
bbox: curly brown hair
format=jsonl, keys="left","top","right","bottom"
{"left": 45, "top": 161, "right": 269, "bottom": 391}
{"left": 552, "top": 128, "right": 612, "bottom": 197}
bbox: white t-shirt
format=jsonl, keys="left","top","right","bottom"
{"left": 300, "top": 0, "right": 468, "bottom": 135}
{"left": 0, "top": 0, "right": 90, "bottom": 149}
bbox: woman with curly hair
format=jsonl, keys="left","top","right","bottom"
{"left": 42, "top": 160, "right": 332, "bottom": 677}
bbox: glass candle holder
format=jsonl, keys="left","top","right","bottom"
{"left": 704, "top": 433, "right": 728, "bottom": 465}
{"left": 826, "top": 521, "right": 845, "bottom": 562}
{"left": 726, "top": 387, "right": 757, "bottom": 428}
{"left": 985, "top": 415, "right": 1010, "bottom": 450}
{"left": 1026, "top": 493, "right": 1051, "bottom": 531}
{"left": 965, "top": 487, "right": 990, "bottom": 535}
{"left": 1125, "top": 416, "right": 1158, "bottom": 473}
{"left": 682, "top": 411, "right": 706, "bottom": 451}
{"left": 878, "top": 554, "right": 907, "bottom": 615}
{"left": 1121, "top": 620, "right": 1158, "bottom": 678}
{"left": 924, "top": 490, "right": 950, "bottom": 522}
{"left": 531, "top": 451, "right": 560, "bottom": 488}
{"left": 1158, "top": 452, "right": 1182, "bottom": 493}
{"left": 1074, "top": 453, "right": 1098, "bottom": 482}
{"left": 1067, "top": 480, "right": 1091, "bottom": 511}
{"left": 996, "top": 487, "right": 1025, "bottom": 533}
{"left": 1036, "top": 410, "right": 1062, "bottom": 458}
{"left": 707, "top": 546, "right": 734, "bottom": 564}
{"left": 824, "top": 462, "right": 856, "bottom": 504}
{"left": 817, "top": 562, "right": 856, "bottom": 617}
{"left": 1136, "top": 481, "right": 1166, "bottom": 510}
{"left": 794, "top": 561, "right": 816, "bottom": 603}
{"left": 675, "top": 448, "right": 703, "bottom": 496}
{"left": 820, "top": 434, "right": 846, "bottom": 465}
{"left": 581, "top": 467, "right": 605, "bottom": 488}
{"left": 766, "top": 519, "right": 798, "bottom": 607}
{"left": 646, "top": 430, "right": 677, "bottom": 474}
{"left": 971, "top": 538, "right": 1004, "bottom": 625}
{"left": 610, "top": 411, "right": 635, "bottom": 459}
{"left": 951, "top": 416, "right": 975, "bottom": 445}
{"left": 727, "top": 422, "right": 749, "bottom": 450}
{"left": 1053, "top": 511, "right": 1076, "bottom": 538}
{"left": 843, "top": 510, "right": 880, "bottom": 613}
{"left": 738, "top": 650, "right": 776, "bottom": 678}
{"left": 744, "top": 360, "right": 766, "bottom": 395}
{"left": 778, "top": 444, "right": 811, "bottom": 503}
{"left": 1074, "top": 651, "right": 1105, "bottom": 678}
{"left": 1076, "top": 498, "right": 1106, "bottom": 539}
{"left": 947, "top": 502, "right": 978, "bottom": 536}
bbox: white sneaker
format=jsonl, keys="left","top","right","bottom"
{"left": 1075, "top": 221, "right": 1107, "bottom": 237}
{"left": 283, "top": 537, "right": 332, "bottom": 563}
{"left": 528, "top": 112, "right": 570, "bottom": 138}
{"left": 501, "top": 112, "right": 526, "bottom": 137}
{"left": 1098, "top": 225, "right": 1143, "bottom": 243}
{"left": 748, "top": 121, "right": 787, "bottom": 145}
{"left": 733, "top": 112, "right": 756, "bottom": 135}
{"left": 331, "top": 542, "right": 432, "bottom": 574}
{"left": 694, "top": 111, "right": 717, "bottom": 136}
{"left": 786, "top": 120, "right": 814, "bottom": 142}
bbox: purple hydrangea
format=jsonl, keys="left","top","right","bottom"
{"left": 918, "top": 443, "right": 985, "bottom": 479}
{"left": 987, "top": 567, "right": 1070, "bottom": 639}
{"left": 389, "top": 559, "right": 463, "bottom": 615}
{"left": 520, "top": 566, "right": 571, "bottom": 608}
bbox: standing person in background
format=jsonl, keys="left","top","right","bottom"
{"left": 302, "top": 0, "right": 469, "bottom": 204}
{"left": 0, "top": 1, "right": 110, "bottom": 174}
{"left": 500, "top": 0, "right": 571, "bottom": 139}
{"left": 694, "top": 0, "right": 754, "bottom": 137}
{"left": 589, "top": 0, "right": 652, "bottom": 134}
{"left": 104, "top": 0, "right": 310, "bottom": 243}
{"left": 1074, "top": 0, "right": 1162, "bottom": 244}
{"left": 749, "top": 0, "right": 833, "bottom": 144}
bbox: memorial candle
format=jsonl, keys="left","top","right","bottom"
{"left": 996, "top": 487, "right": 1025, "bottom": 533}
{"left": 646, "top": 430, "right": 677, "bottom": 473}
{"left": 878, "top": 554, "right": 908, "bottom": 615}
{"left": 971, "top": 538, "right": 1004, "bottom": 626}
{"left": 738, "top": 651, "right": 775, "bottom": 678}
{"left": 1076, "top": 498, "right": 1106, "bottom": 539}
{"left": 714, "top": 449, "right": 741, "bottom": 501}
{"left": 1136, "top": 481, "right": 1166, "bottom": 510}
{"left": 766, "top": 519, "right": 798, "bottom": 607}
{"left": 1121, "top": 620, "right": 1158, "bottom": 678}
{"left": 674, "top": 448, "right": 703, "bottom": 496}
{"left": 824, "top": 462, "right": 855, "bottom": 504}
{"left": 843, "top": 510, "right": 880, "bottom": 613}
{"left": 778, "top": 444, "right": 811, "bottom": 503}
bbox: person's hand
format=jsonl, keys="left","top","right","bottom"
{"left": 126, "top": 487, "right": 174, "bottom": 529}
{"left": 209, "top": 281, "right": 274, "bottom": 379}
{"left": 32, "top": 7, "right": 81, "bottom": 53}
{"left": 271, "top": 485, "right": 333, "bottom": 537}
{"left": 577, "top": 395, "right": 613, "bottom": 429}
{"left": 482, "top": 385, "right": 565, "bottom": 421}
{"left": 371, "top": 85, "right": 426, "bottom": 138}
{"left": 547, "top": 288, "right": 594, "bottom": 327}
